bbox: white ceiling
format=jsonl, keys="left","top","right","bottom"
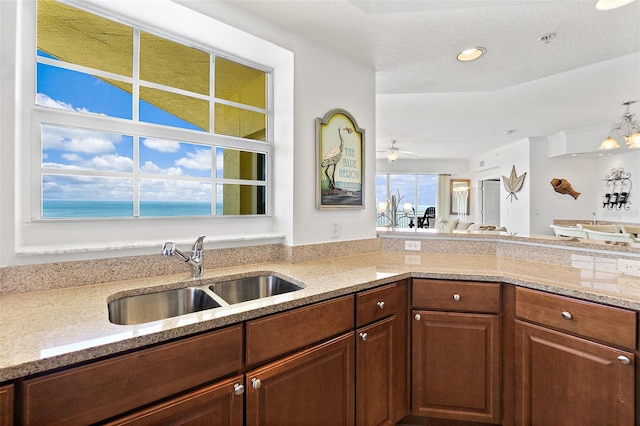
{"left": 199, "top": 0, "right": 640, "bottom": 160}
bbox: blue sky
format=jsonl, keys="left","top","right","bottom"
{"left": 37, "top": 53, "right": 218, "bottom": 203}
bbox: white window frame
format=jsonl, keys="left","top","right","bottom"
{"left": 6, "top": 0, "right": 294, "bottom": 265}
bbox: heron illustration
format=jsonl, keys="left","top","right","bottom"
{"left": 321, "top": 124, "right": 353, "bottom": 192}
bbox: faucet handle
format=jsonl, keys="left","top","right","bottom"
{"left": 162, "top": 241, "right": 176, "bottom": 256}
{"left": 192, "top": 235, "right": 205, "bottom": 252}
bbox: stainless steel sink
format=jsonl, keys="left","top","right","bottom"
{"left": 209, "top": 274, "right": 303, "bottom": 305}
{"left": 108, "top": 287, "right": 221, "bottom": 325}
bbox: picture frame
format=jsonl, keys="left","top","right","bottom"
{"left": 450, "top": 179, "right": 471, "bottom": 215}
{"left": 316, "top": 108, "right": 365, "bottom": 209}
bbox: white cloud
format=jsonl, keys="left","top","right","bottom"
{"left": 42, "top": 125, "right": 123, "bottom": 154}
{"left": 44, "top": 153, "right": 133, "bottom": 172}
{"left": 140, "top": 161, "right": 184, "bottom": 176}
{"left": 36, "top": 93, "right": 105, "bottom": 116}
{"left": 139, "top": 179, "right": 211, "bottom": 202}
{"left": 175, "top": 148, "right": 212, "bottom": 170}
{"left": 143, "top": 138, "right": 181, "bottom": 153}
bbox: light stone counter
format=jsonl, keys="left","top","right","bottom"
{"left": 2, "top": 251, "right": 640, "bottom": 382}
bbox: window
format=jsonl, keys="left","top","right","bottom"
{"left": 376, "top": 174, "right": 437, "bottom": 226}
{"left": 35, "top": 0, "right": 270, "bottom": 219}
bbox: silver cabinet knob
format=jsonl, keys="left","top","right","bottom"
{"left": 453, "top": 293, "right": 461, "bottom": 301}
{"left": 377, "top": 301, "right": 385, "bottom": 309}
{"left": 233, "top": 383, "right": 245, "bottom": 395}
{"left": 359, "top": 332, "right": 368, "bottom": 341}
{"left": 617, "top": 355, "right": 631, "bottom": 365}
{"left": 561, "top": 311, "right": 573, "bottom": 320}
{"left": 251, "top": 378, "right": 261, "bottom": 389}
{"left": 414, "top": 313, "right": 421, "bottom": 321}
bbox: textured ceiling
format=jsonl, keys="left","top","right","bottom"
{"left": 180, "top": 0, "right": 640, "bottom": 161}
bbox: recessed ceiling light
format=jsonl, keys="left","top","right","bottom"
{"left": 457, "top": 47, "right": 485, "bottom": 62}
{"left": 595, "top": 0, "right": 637, "bottom": 10}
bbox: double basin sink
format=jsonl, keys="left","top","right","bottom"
{"left": 108, "top": 274, "right": 303, "bottom": 325}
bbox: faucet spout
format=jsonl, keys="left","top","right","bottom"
{"left": 162, "top": 236, "right": 206, "bottom": 278}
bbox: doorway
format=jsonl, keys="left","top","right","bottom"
{"left": 481, "top": 179, "right": 500, "bottom": 225}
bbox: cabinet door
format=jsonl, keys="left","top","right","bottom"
{"left": 106, "top": 375, "right": 244, "bottom": 426}
{"left": 0, "top": 384, "right": 13, "bottom": 426}
{"left": 246, "top": 333, "right": 354, "bottom": 426}
{"left": 515, "top": 320, "right": 635, "bottom": 426}
{"left": 412, "top": 310, "right": 501, "bottom": 424}
{"left": 356, "top": 316, "right": 395, "bottom": 426}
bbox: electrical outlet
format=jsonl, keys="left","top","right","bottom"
{"left": 405, "top": 240, "right": 421, "bottom": 251}
{"left": 618, "top": 258, "right": 640, "bottom": 277}
{"left": 329, "top": 220, "right": 340, "bottom": 238}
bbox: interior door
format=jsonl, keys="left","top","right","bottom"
{"left": 481, "top": 180, "right": 500, "bottom": 225}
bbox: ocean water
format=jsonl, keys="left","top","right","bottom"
{"left": 42, "top": 200, "right": 217, "bottom": 218}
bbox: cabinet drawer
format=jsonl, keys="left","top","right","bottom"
{"left": 412, "top": 279, "right": 501, "bottom": 314}
{"left": 246, "top": 295, "right": 354, "bottom": 366}
{"left": 22, "top": 324, "right": 243, "bottom": 425}
{"left": 356, "top": 283, "right": 397, "bottom": 327}
{"left": 515, "top": 287, "right": 637, "bottom": 349}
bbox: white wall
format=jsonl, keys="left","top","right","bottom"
{"left": 470, "top": 139, "right": 531, "bottom": 235}
{"left": 470, "top": 133, "right": 639, "bottom": 236}
{"left": 530, "top": 136, "right": 598, "bottom": 235}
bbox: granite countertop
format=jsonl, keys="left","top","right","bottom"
{"left": 2, "top": 251, "right": 639, "bottom": 382}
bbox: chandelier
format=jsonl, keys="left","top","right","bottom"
{"left": 599, "top": 101, "right": 640, "bottom": 150}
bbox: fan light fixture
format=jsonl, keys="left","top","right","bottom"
{"left": 386, "top": 140, "right": 400, "bottom": 162}
{"left": 599, "top": 101, "right": 640, "bottom": 150}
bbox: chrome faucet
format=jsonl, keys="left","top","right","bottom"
{"left": 162, "top": 235, "right": 205, "bottom": 278}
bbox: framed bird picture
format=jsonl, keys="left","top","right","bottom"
{"left": 316, "top": 108, "right": 365, "bottom": 209}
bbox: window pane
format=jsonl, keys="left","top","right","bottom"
{"left": 42, "top": 125, "right": 133, "bottom": 172}
{"left": 217, "top": 184, "right": 266, "bottom": 215}
{"left": 140, "top": 138, "right": 211, "bottom": 178}
{"left": 139, "top": 180, "right": 212, "bottom": 217}
{"left": 139, "top": 87, "right": 209, "bottom": 131}
{"left": 140, "top": 31, "right": 210, "bottom": 96}
{"left": 388, "top": 175, "right": 414, "bottom": 211}
{"left": 42, "top": 175, "right": 133, "bottom": 218}
{"left": 215, "top": 103, "right": 266, "bottom": 140}
{"left": 215, "top": 57, "right": 266, "bottom": 109}
{"left": 37, "top": 63, "right": 133, "bottom": 119}
{"left": 216, "top": 148, "right": 266, "bottom": 180}
{"left": 417, "top": 174, "right": 437, "bottom": 214}
{"left": 37, "top": 0, "right": 133, "bottom": 76}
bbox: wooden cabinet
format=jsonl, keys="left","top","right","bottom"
{"left": 355, "top": 281, "right": 409, "bottom": 426}
{"left": 515, "top": 288, "right": 637, "bottom": 425}
{"left": 21, "top": 325, "right": 243, "bottom": 425}
{"left": 106, "top": 375, "right": 244, "bottom": 426}
{"left": 246, "top": 333, "right": 355, "bottom": 426}
{"left": 0, "top": 384, "right": 13, "bottom": 426}
{"left": 412, "top": 279, "right": 502, "bottom": 424}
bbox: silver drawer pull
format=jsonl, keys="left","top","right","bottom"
{"left": 453, "top": 293, "right": 461, "bottom": 302}
{"left": 617, "top": 355, "right": 631, "bottom": 365}
{"left": 251, "top": 378, "right": 261, "bottom": 389}
{"left": 414, "top": 313, "right": 421, "bottom": 321}
{"left": 561, "top": 311, "right": 573, "bottom": 320}
{"left": 359, "top": 332, "right": 368, "bottom": 341}
{"left": 233, "top": 383, "right": 245, "bottom": 395}
{"left": 377, "top": 301, "right": 385, "bottom": 309}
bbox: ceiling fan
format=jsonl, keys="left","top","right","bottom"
{"left": 376, "top": 140, "right": 419, "bottom": 162}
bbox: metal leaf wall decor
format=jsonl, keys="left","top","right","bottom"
{"left": 502, "top": 165, "right": 526, "bottom": 202}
